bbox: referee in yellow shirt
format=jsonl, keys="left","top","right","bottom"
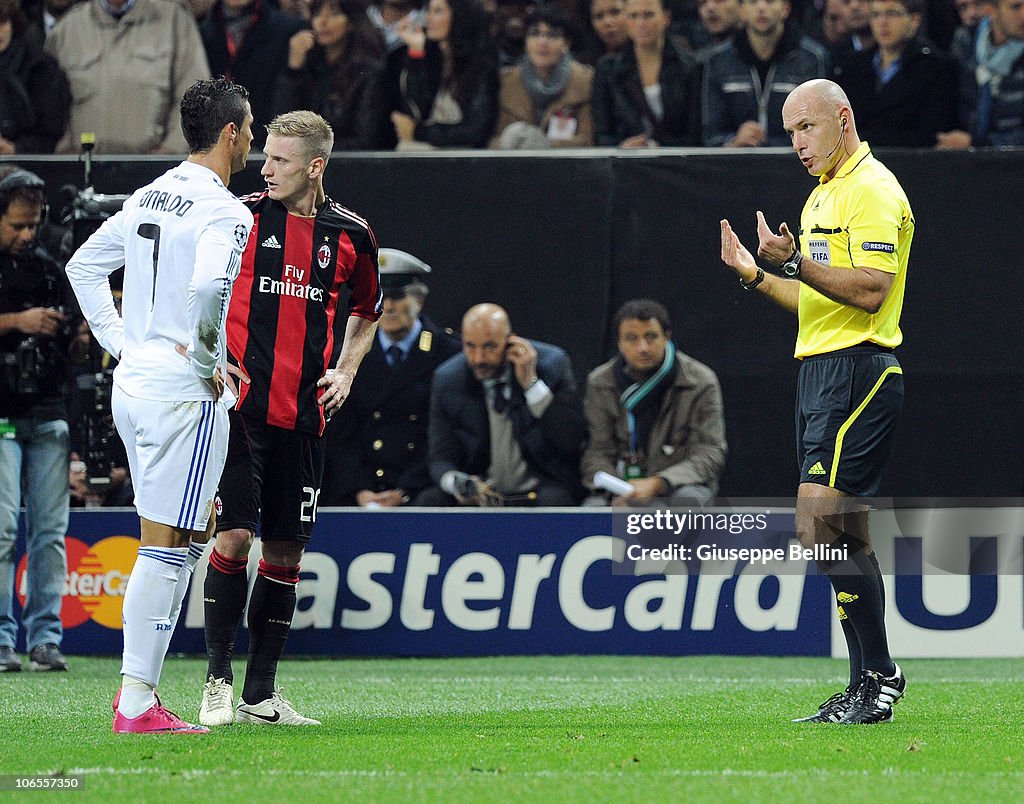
{"left": 720, "top": 79, "right": 910, "bottom": 725}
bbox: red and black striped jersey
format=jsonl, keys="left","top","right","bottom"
{"left": 227, "top": 192, "right": 381, "bottom": 435}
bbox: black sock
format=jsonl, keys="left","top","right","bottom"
{"left": 204, "top": 549, "right": 249, "bottom": 683}
{"left": 868, "top": 550, "right": 885, "bottom": 615}
{"left": 831, "top": 580, "right": 863, "bottom": 689}
{"left": 817, "top": 535, "right": 895, "bottom": 678}
{"left": 242, "top": 560, "right": 298, "bottom": 705}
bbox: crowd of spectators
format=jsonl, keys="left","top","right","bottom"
{"left": 1, "top": 0, "right": 1020, "bottom": 152}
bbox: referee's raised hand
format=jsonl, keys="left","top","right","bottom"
{"left": 755, "top": 210, "right": 796, "bottom": 267}
{"left": 720, "top": 219, "right": 758, "bottom": 282}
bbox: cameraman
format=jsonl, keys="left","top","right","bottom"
{"left": 0, "top": 166, "right": 77, "bottom": 673}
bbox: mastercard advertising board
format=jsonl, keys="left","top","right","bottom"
{"left": 16, "top": 535, "right": 138, "bottom": 630}
{"left": 11, "top": 510, "right": 143, "bottom": 654}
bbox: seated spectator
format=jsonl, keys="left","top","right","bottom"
{"left": 833, "top": 0, "right": 957, "bottom": 146}
{"left": 937, "top": 0, "right": 1024, "bottom": 149}
{"left": 592, "top": 0, "right": 702, "bottom": 147}
{"left": 690, "top": 0, "right": 742, "bottom": 58}
{"left": 575, "top": 0, "right": 628, "bottom": 66}
{"left": 490, "top": 5, "right": 594, "bottom": 148}
{"left": 275, "top": 0, "right": 386, "bottom": 150}
{"left": 321, "top": 249, "right": 461, "bottom": 507}
{"left": 368, "top": 0, "right": 418, "bottom": 52}
{"left": 201, "top": 0, "right": 305, "bottom": 144}
{"left": 702, "top": 0, "right": 829, "bottom": 147}
{"left": 492, "top": 0, "right": 531, "bottom": 67}
{"left": 46, "top": 0, "right": 210, "bottom": 154}
{"left": 841, "top": 0, "right": 875, "bottom": 53}
{"left": 416, "top": 303, "right": 586, "bottom": 507}
{"left": 812, "top": 0, "right": 850, "bottom": 51}
{"left": 280, "top": 0, "right": 314, "bottom": 21}
{"left": 581, "top": 299, "right": 726, "bottom": 507}
{"left": 384, "top": 0, "right": 500, "bottom": 149}
{"left": 950, "top": 0, "right": 993, "bottom": 63}
{"left": 0, "top": 0, "right": 69, "bottom": 154}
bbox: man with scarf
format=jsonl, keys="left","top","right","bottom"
{"left": 489, "top": 4, "right": 594, "bottom": 149}
{"left": 581, "top": 299, "right": 727, "bottom": 506}
{"left": 937, "top": 0, "right": 1024, "bottom": 148}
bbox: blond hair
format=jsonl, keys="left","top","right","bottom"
{"left": 265, "top": 111, "right": 335, "bottom": 163}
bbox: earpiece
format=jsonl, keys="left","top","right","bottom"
{"left": 841, "top": 117, "right": 847, "bottom": 130}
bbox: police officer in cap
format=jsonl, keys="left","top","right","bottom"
{"left": 321, "top": 248, "right": 460, "bottom": 506}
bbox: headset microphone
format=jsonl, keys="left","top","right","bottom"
{"left": 825, "top": 117, "right": 847, "bottom": 159}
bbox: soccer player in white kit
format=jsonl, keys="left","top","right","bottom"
{"left": 66, "top": 79, "right": 255, "bottom": 734}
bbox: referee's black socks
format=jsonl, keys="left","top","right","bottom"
{"left": 817, "top": 534, "right": 896, "bottom": 678}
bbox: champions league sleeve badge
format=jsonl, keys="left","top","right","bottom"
{"left": 234, "top": 224, "right": 250, "bottom": 250}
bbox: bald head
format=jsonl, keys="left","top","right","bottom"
{"left": 462, "top": 303, "right": 513, "bottom": 380}
{"left": 462, "top": 303, "right": 511, "bottom": 336}
{"left": 783, "top": 79, "right": 852, "bottom": 122}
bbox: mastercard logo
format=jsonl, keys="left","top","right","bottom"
{"left": 16, "top": 536, "right": 139, "bottom": 630}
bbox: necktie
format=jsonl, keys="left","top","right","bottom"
{"left": 491, "top": 380, "right": 508, "bottom": 414}
{"left": 386, "top": 345, "right": 403, "bottom": 366}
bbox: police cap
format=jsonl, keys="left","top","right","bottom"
{"left": 378, "top": 248, "right": 431, "bottom": 298}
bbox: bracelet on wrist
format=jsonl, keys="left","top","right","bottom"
{"left": 740, "top": 267, "right": 765, "bottom": 291}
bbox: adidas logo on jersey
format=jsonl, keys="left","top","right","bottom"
{"left": 261, "top": 235, "right": 282, "bottom": 249}
{"left": 807, "top": 462, "right": 827, "bottom": 476}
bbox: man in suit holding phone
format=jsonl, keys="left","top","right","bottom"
{"left": 416, "top": 303, "right": 586, "bottom": 506}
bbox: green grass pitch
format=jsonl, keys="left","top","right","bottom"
{"left": 2, "top": 656, "right": 1022, "bottom": 802}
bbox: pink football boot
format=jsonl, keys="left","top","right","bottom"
{"left": 112, "top": 692, "right": 209, "bottom": 734}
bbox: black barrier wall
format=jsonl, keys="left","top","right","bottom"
{"left": 16, "top": 150, "right": 1024, "bottom": 498}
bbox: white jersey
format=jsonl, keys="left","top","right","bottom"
{"left": 66, "top": 161, "right": 254, "bottom": 402}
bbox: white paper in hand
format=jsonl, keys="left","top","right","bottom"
{"left": 594, "top": 471, "right": 634, "bottom": 496}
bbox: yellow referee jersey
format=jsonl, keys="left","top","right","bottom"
{"left": 795, "top": 142, "right": 914, "bottom": 358}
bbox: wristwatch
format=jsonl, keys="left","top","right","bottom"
{"left": 780, "top": 250, "right": 804, "bottom": 279}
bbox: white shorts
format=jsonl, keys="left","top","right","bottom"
{"left": 112, "top": 385, "right": 230, "bottom": 532}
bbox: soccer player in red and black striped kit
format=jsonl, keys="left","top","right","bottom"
{"left": 199, "top": 111, "right": 381, "bottom": 727}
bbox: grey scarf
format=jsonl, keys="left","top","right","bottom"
{"left": 520, "top": 53, "right": 572, "bottom": 124}
{"left": 976, "top": 18, "right": 1024, "bottom": 93}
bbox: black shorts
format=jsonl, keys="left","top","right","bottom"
{"left": 216, "top": 409, "right": 325, "bottom": 543}
{"left": 796, "top": 345, "right": 904, "bottom": 497}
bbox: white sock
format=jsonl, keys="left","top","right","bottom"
{"left": 120, "top": 545, "right": 188, "bottom": 698}
{"left": 168, "top": 541, "right": 206, "bottom": 632}
{"left": 118, "top": 675, "right": 156, "bottom": 719}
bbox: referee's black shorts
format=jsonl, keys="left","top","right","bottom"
{"left": 796, "top": 344, "right": 904, "bottom": 497}
{"left": 215, "top": 408, "right": 325, "bottom": 543}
